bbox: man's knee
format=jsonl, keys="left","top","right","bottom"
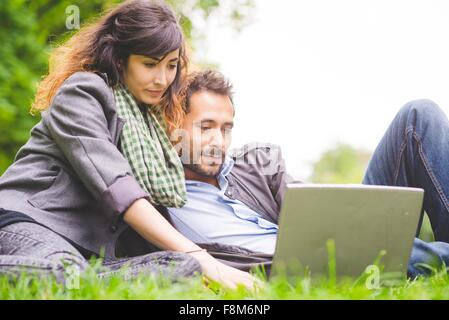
{"left": 399, "top": 99, "right": 445, "bottom": 123}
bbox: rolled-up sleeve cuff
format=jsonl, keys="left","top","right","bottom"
{"left": 102, "top": 175, "right": 149, "bottom": 221}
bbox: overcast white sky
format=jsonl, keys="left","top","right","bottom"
{"left": 193, "top": 0, "right": 449, "bottom": 180}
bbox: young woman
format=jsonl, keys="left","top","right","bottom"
{"left": 0, "top": 0, "right": 259, "bottom": 290}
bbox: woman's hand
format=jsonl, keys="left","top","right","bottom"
{"left": 123, "top": 199, "right": 265, "bottom": 291}
{"left": 188, "top": 251, "right": 265, "bottom": 292}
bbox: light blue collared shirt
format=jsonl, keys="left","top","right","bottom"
{"left": 167, "top": 157, "right": 278, "bottom": 254}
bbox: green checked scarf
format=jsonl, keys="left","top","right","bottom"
{"left": 114, "top": 84, "right": 187, "bottom": 208}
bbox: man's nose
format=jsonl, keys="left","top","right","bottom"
{"left": 209, "top": 129, "right": 224, "bottom": 147}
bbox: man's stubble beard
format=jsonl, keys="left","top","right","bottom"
{"left": 183, "top": 151, "right": 226, "bottom": 178}
{"left": 183, "top": 160, "right": 223, "bottom": 178}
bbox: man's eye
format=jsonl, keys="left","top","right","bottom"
{"left": 201, "top": 127, "right": 211, "bottom": 131}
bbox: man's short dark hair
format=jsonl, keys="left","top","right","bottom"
{"left": 184, "top": 70, "right": 234, "bottom": 113}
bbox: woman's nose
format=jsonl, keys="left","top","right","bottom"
{"left": 154, "top": 68, "right": 167, "bottom": 87}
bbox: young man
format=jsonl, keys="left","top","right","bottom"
{"left": 168, "top": 70, "right": 449, "bottom": 278}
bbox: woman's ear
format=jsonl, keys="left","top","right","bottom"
{"left": 117, "top": 59, "right": 126, "bottom": 81}
{"left": 117, "top": 57, "right": 127, "bottom": 72}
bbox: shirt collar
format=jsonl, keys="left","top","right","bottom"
{"left": 185, "top": 156, "right": 235, "bottom": 189}
{"left": 219, "top": 155, "right": 235, "bottom": 178}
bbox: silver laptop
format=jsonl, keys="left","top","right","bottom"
{"left": 270, "top": 184, "right": 424, "bottom": 280}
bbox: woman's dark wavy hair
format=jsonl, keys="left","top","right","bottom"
{"left": 33, "top": 0, "right": 188, "bottom": 133}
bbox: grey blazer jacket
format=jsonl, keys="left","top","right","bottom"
{"left": 0, "top": 72, "right": 149, "bottom": 258}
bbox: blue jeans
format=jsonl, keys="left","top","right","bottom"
{"left": 363, "top": 99, "right": 449, "bottom": 277}
{"left": 0, "top": 222, "right": 201, "bottom": 283}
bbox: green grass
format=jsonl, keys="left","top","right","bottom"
{"left": 2, "top": 257, "right": 449, "bottom": 300}
{"left": 1, "top": 216, "right": 443, "bottom": 300}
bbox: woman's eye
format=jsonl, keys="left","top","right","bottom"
{"left": 144, "top": 63, "right": 157, "bottom": 68}
{"left": 168, "top": 64, "right": 177, "bottom": 70}
{"left": 201, "top": 127, "right": 211, "bottom": 132}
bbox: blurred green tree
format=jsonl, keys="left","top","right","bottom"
{"left": 309, "top": 143, "right": 372, "bottom": 184}
{"left": 0, "top": 1, "right": 48, "bottom": 172}
{"left": 0, "top": 0, "right": 254, "bottom": 174}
